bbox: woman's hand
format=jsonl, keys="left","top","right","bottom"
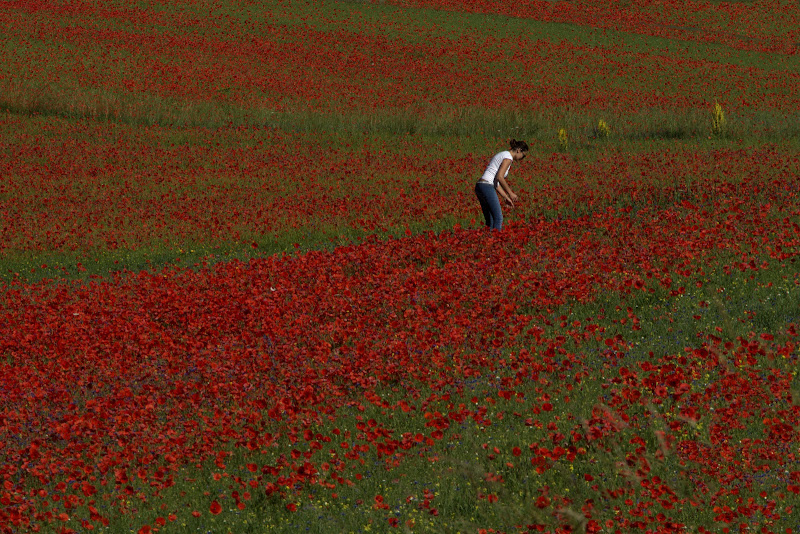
{"left": 496, "top": 174, "right": 517, "bottom": 205}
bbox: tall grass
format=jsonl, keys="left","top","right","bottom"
{"left": 3, "top": 79, "right": 799, "bottom": 142}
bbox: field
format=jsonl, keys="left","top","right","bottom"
{"left": 2, "top": 0, "right": 800, "bottom": 533}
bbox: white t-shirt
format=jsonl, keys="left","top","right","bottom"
{"left": 478, "top": 151, "right": 512, "bottom": 186}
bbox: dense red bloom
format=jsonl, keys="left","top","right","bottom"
{"left": 1, "top": 170, "right": 799, "bottom": 530}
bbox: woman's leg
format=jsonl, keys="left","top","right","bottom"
{"left": 489, "top": 188, "right": 503, "bottom": 230}
{"left": 475, "top": 183, "right": 503, "bottom": 230}
{"left": 475, "top": 183, "right": 493, "bottom": 228}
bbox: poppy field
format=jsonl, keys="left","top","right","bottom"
{"left": 2, "top": 0, "right": 800, "bottom": 533}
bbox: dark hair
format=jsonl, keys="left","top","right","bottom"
{"left": 510, "top": 139, "right": 529, "bottom": 152}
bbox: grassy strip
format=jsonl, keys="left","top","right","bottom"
{"left": 0, "top": 216, "right": 464, "bottom": 286}
{"left": 3, "top": 78, "right": 799, "bottom": 141}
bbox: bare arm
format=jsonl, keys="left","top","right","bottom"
{"left": 495, "top": 159, "right": 518, "bottom": 203}
{"left": 496, "top": 182, "right": 513, "bottom": 205}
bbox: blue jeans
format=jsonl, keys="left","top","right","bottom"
{"left": 475, "top": 182, "right": 503, "bottom": 230}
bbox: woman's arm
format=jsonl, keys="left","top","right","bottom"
{"left": 497, "top": 175, "right": 517, "bottom": 202}
{"left": 495, "top": 159, "right": 518, "bottom": 202}
{"left": 496, "top": 183, "right": 513, "bottom": 206}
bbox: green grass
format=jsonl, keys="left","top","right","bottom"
{"left": 3, "top": 83, "right": 797, "bottom": 141}
{"left": 2, "top": 0, "right": 797, "bottom": 137}
{"left": 0, "top": 217, "right": 463, "bottom": 286}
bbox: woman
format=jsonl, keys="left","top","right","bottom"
{"left": 475, "top": 139, "right": 528, "bottom": 230}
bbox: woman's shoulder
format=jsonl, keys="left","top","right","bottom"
{"left": 496, "top": 150, "right": 512, "bottom": 160}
